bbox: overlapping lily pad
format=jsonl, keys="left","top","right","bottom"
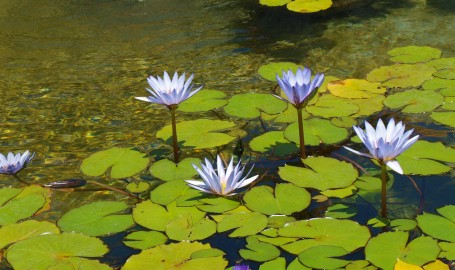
{"left": 150, "top": 180, "right": 203, "bottom": 206}
{"left": 327, "top": 79, "right": 386, "bottom": 99}
{"left": 122, "top": 241, "right": 227, "bottom": 270}
{"left": 216, "top": 211, "right": 268, "bottom": 237}
{"left": 349, "top": 95, "right": 385, "bottom": 117}
{"left": 178, "top": 89, "right": 227, "bottom": 112}
{"left": 240, "top": 241, "right": 281, "bottom": 262}
{"left": 298, "top": 245, "right": 350, "bottom": 269}
{"left": 58, "top": 201, "right": 135, "bottom": 236}
{"left": 224, "top": 93, "right": 287, "bottom": 119}
{"left": 123, "top": 231, "right": 167, "bottom": 250}
{"left": 81, "top": 147, "right": 149, "bottom": 178}
{"left": 387, "top": 46, "right": 441, "bottom": 64}
{"left": 422, "top": 78, "right": 455, "bottom": 93}
{"left": 416, "top": 205, "right": 455, "bottom": 242}
{"left": 366, "top": 64, "right": 436, "bottom": 88}
{"left": 0, "top": 220, "right": 60, "bottom": 249}
{"left": 156, "top": 119, "right": 236, "bottom": 149}
{"left": 149, "top": 157, "right": 200, "bottom": 181}
{"left": 0, "top": 186, "right": 47, "bottom": 226}
{"left": 427, "top": 57, "right": 455, "bottom": 80}
{"left": 383, "top": 89, "right": 444, "bottom": 113}
{"left": 196, "top": 197, "right": 240, "bottom": 213}
{"left": 431, "top": 112, "right": 455, "bottom": 127}
{"left": 306, "top": 94, "right": 359, "bottom": 118}
{"left": 284, "top": 118, "right": 349, "bottom": 146}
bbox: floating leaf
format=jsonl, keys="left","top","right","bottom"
{"left": 123, "top": 241, "right": 227, "bottom": 270}
{"left": 6, "top": 233, "right": 109, "bottom": 270}
{"left": 250, "top": 131, "right": 291, "bottom": 153}
{"left": 0, "top": 220, "right": 60, "bottom": 249}
{"left": 156, "top": 119, "right": 236, "bottom": 149}
{"left": 365, "top": 231, "right": 440, "bottom": 270}
{"left": 239, "top": 242, "right": 281, "bottom": 262}
{"left": 366, "top": 64, "right": 436, "bottom": 88}
{"left": 387, "top": 46, "right": 441, "bottom": 64}
{"left": 434, "top": 69, "right": 455, "bottom": 79}
{"left": 196, "top": 197, "right": 240, "bottom": 213}
{"left": 325, "top": 204, "right": 357, "bottom": 219}
{"left": 417, "top": 205, "right": 455, "bottom": 242}
{"left": 430, "top": 112, "right": 455, "bottom": 127}
{"left": 0, "top": 186, "right": 46, "bottom": 226}
{"left": 331, "top": 117, "right": 357, "bottom": 128}
{"left": 349, "top": 95, "right": 385, "bottom": 117}
{"left": 256, "top": 235, "right": 296, "bottom": 246}
{"left": 422, "top": 78, "right": 455, "bottom": 92}
{"left": 287, "top": 0, "right": 333, "bottom": 13}
{"left": 259, "top": 257, "right": 286, "bottom": 270}
{"left": 306, "top": 94, "right": 359, "bottom": 118}
{"left": 258, "top": 62, "right": 300, "bottom": 81}
{"left": 397, "top": 141, "right": 455, "bottom": 175}
{"left": 288, "top": 258, "right": 312, "bottom": 270}
{"left": 278, "top": 156, "right": 357, "bottom": 191}
{"left": 321, "top": 185, "right": 357, "bottom": 198}
{"left": 267, "top": 215, "right": 296, "bottom": 228}
{"left": 442, "top": 96, "right": 455, "bottom": 110}
{"left": 178, "top": 89, "right": 227, "bottom": 112}
{"left": 423, "top": 260, "right": 450, "bottom": 270}
{"left": 383, "top": 89, "right": 444, "bottom": 113}
{"left": 150, "top": 180, "right": 203, "bottom": 206}
{"left": 123, "top": 231, "right": 167, "bottom": 250}
{"left": 217, "top": 212, "right": 268, "bottom": 237}
{"left": 166, "top": 215, "right": 216, "bottom": 241}
{"left": 427, "top": 57, "right": 455, "bottom": 80}
{"left": 224, "top": 93, "right": 287, "bottom": 119}
{"left": 298, "top": 245, "right": 350, "bottom": 269}
{"left": 394, "top": 259, "right": 423, "bottom": 270}
{"left": 345, "top": 260, "right": 376, "bottom": 270}
{"left": 262, "top": 105, "right": 310, "bottom": 123}
{"left": 243, "top": 184, "right": 311, "bottom": 215}
{"left": 81, "top": 147, "right": 149, "bottom": 178}
{"left": 390, "top": 219, "right": 417, "bottom": 231}
{"left": 150, "top": 158, "right": 200, "bottom": 182}
{"left": 279, "top": 218, "right": 370, "bottom": 254}
{"left": 284, "top": 118, "right": 349, "bottom": 146}
{"left": 439, "top": 242, "right": 455, "bottom": 260}
{"left": 125, "top": 181, "right": 150, "bottom": 193}
{"left": 327, "top": 79, "right": 386, "bottom": 99}
{"left": 58, "top": 201, "right": 134, "bottom": 236}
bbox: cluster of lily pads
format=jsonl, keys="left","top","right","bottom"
{"left": 0, "top": 45, "right": 454, "bottom": 270}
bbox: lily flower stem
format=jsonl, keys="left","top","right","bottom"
{"left": 380, "top": 162, "right": 388, "bottom": 218}
{"left": 297, "top": 107, "right": 306, "bottom": 159}
{"left": 170, "top": 108, "right": 179, "bottom": 163}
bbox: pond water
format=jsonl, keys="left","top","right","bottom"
{"left": 0, "top": 0, "right": 454, "bottom": 269}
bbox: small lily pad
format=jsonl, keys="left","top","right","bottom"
{"left": 431, "top": 112, "right": 455, "bottom": 127}
{"left": 149, "top": 158, "right": 200, "bottom": 182}
{"left": 260, "top": 0, "right": 290, "bottom": 6}
{"left": 126, "top": 181, "right": 150, "bottom": 193}
{"left": 0, "top": 186, "right": 46, "bottom": 226}
{"left": 327, "top": 79, "right": 386, "bottom": 99}
{"left": 156, "top": 119, "right": 236, "bottom": 149}
{"left": 217, "top": 212, "right": 268, "bottom": 237}
{"left": 416, "top": 205, "right": 455, "bottom": 242}
{"left": 123, "top": 241, "right": 227, "bottom": 270}
{"left": 123, "top": 231, "right": 167, "bottom": 250}
{"left": 325, "top": 204, "right": 357, "bottom": 219}
{"left": 287, "top": 0, "right": 333, "bottom": 13}
{"left": 387, "top": 46, "right": 441, "bottom": 64}
{"left": 284, "top": 118, "right": 349, "bottom": 146}
{"left": 366, "top": 64, "right": 436, "bottom": 88}
{"left": 0, "top": 220, "right": 60, "bottom": 249}
{"left": 58, "top": 201, "right": 134, "bottom": 236}
{"left": 81, "top": 147, "right": 149, "bottom": 178}
{"left": 258, "top": 62, "right": 300, "bottom": 81}
{"left": 442, "top": 96, "right": 455, "bottom": 110}
{"left": 383, "top": 89, "right": 444, "bottom": 113}
{"left": 390, "top": 219, "right": 417, "bottom": 231}
{"left": 239, "top": 242, "right": 281, "bottom": 262}
{"left": 178, "top": 89, "right": 227, "bottom": 112}
{"left": 298, "top": 245, "right": 350, "bottom": 269}
{"left": 224, "top": 93, "right": 287, "bottom": 119}
{"left": 243, "top": 183, "right": 311, "bottom": 215}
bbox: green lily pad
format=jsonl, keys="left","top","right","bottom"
{"left": 390, "top": 219, "right": 417, "bottom": 231}
{"left": 331, "top": 117, "right": 357, "bottom": 128}
{"left": 278, "top": 156, "right": 358, "bottom": 191}
{"left": 321, "top": 185, "right": 357, "bottom": 198}
{"left": 306, "top": 94, "right": 359, "bottom": 118}
{"left": 123, "top": 231, "right": 167, "bottom": 250}
{"left": 259, "top": 0, "right": 290, "bottom": 6}
{"left": 256, "top": 235, "right": 296, "bottom": 246}
{"left": 367, "top": 217, "right": 389, "bottom": 228}
{"left": 58, "top": 201, "right": 134, "bottom": 236}
{"left": 166, "top": 215, "right": 216, "bottom": 241}
{"left": 178, "top": 89, "right": 227, "bottom": 112}
{"left": 430, "top": 112, "right": 455, "bottom": 127}
{"left": 123, "top": 241, "right": 227, "bottom": 270}
{"left": 224, "top": 93, "right": 287, "bottom": 119}
{"left": 439, "top": 242, "right": 455, "bottom": 260}
{"left": 149, "top": 158, "right": 200, "bottom": 182}
{"left": 345, "top": 260, "right": 376, "bottom": 270}
{"left": 365, "top": 231, "right": 440, "bottom": 270}
{"left": 325, "top": 204, "right": 357, "bottom": 219}
{"left": 366, "top": 64, "right": 436, "bottom": 88}
{"left": 267, "top": 215, "right": 296, "bottom": 228}
{"left": 278, "top": 218, "right": 370, "bottom": 254}
{"left": 387, "top": 46, "right": 441, "bottom": 64}
{"left": 259, "top": 257, "right": 286, "bottom": 270}
{"left": 239, "top": 241, "right": 281, "bottom": 262}
{"left": 258, "top": 62, "right": 300, "bottom": 81}
{"left": 150, "top": 180, "right": 203, "bottom": 206}
{"left": 250, "top": 131, "right": 290, "bottom": 153}
{"left": 288, "top": 258, "right": 312, "bottom": 270}
{"left": 284, "top": 118, "right": 348, "bottom": 146}
{"left": 422, "top": 78, "right": 455, "bottom": 92}
{"left": 298, "top": 245, "right": 350, "bottom": 269}
{"left": 0, "top": 186, "right": 46, "bottom": 226}
{"left": 287, "top": 0, "right": 333, "bottom": 13}
{"left": 156, "top": 119, "right": 236, "bottom": 149}
{"left": 416, "top": 205, "right": 455, "bottom": 242}
{"left": 349, "top": 95, "right": 385, "bottom": 117}
{"left": 442, "top": 96, "right": 455, "bottom": 110}
{"left": 217, "top": 211, "right": 268, "bottom": 237}
{"left": 243, "top": 183, "right": 311, "bottom": 215}
{"left": 125, "top": 181, "right": 150, "bottom": 193}
{"left": 196, "top": 197, "right": 240, "bottom": 213}
{"left": 434, "top": 68, "right": 455, "bottom": 79}
{"left": 0, "top": 220, "right": 60, "bottom": 249}
{"left": 81, "top": 147, "right": 149, "bottom": 178}
{"left": 6, "top": 232, "right": 109, "bottom": 270}
{"left": 427, "top": 57, "right": 455, "bottom": 80}
{"left": 396, "top": 140, "right": 455, "bottom": 175}
{"left": 383, "top": 89, "right": 444, "bottom": 113}
{"left": 262, "top": 105, "right": 311, "bottom": 123}
{"left": 327, "top": 79, "right": 386, "bottom": 99}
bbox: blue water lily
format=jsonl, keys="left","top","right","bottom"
{"left": 0, "top": 150, "right": 34, "bottom": 175}
{"left": 185, "top": 155, "right": 258, "bottom": 196}
{"left": 344, "top": 118, "right": 419, "bottom": 174}
{"left": 233, "top": 264, "right": 250, "bottom": 270}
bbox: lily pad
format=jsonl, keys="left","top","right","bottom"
{"left": 366, "top": 64, "right": 436, "bottom": 88}
{"left": 306, "top": 94, "right": 359, "bottom": 118}
{"left": 427, "top": 57, "right": 455, "bottom": 80}
{"left": 267, "top": 215, "right": 296, "bottom": 228}
{"left": 325, "top": 204, "right": 357, "bottom": 219}
{"left": 0, "top": 186, "right": 46, "bottom": 226}
{"left": 149, "top": 157, "right": 200, "bottom": 182}
{"left": 156, "top": 119, "right": 236, "bottom": 149}
{"left": 250, "top": 131, "right": 290, "bottom": 153}
{"left": 288, "top": 258, "right": 312, "bottom": 270}
{"left": 262, "top": 105, "right": 310, "bottom": 123}
{"left": 390, "top": 219, "right": 417, "bottom": 231}
{"left": 284, "top": 118, "right": 349, "bottom": 146}
{"left": 80, "top": 147, "right": 149, "bottom": 178}
{"left": 327, "top": 79, "right": 386, "bottom": 99}
{"left": 123, "top": 231, "right": 167, "bottom": 250}
{"left": 287, "top": 0, "right": 333, "bottom": 13}
{"left": 442, "top": 96, "right": 455, "bottom": 110}
{"left": 122, "top": 241, "right": 227, "bottom": 270}
{"left": 349, "top": 95, "right": 385, "bottom": 117}
{"left": 434, "top": 69, "right": 455, "bottom": 79}
{"left": 224, "top": 93, "right": 287, "bottom": 119}
{"left": 422, "top": 78, "right": 455, "bottom": 92}
{"left": 396, "top": 140, "right": 455, "bottom": 175}
{"left": 0, "top": 220, "right": 60, "bottom": 249}
{"left": 365, "top": 231, "right": 440, "bottom": 270}
{"left": 166, "top": 215, "right": 216, "bottom": 241}
{"left": 58, "top": 201, "right": 135, "bottom": 236}
{"left": 196, "top": 197, "right": 240, "bottom": 213}
{"left": 6, "top": 232, "right": 109, "bottom": 270}
{"left": 387, "top": 46, "right": 441, "bottom": 64}
{"left": 217, "top": 212, "right": 268, "bottom": 237}
{"left": 439, "top": 242, "right": 455, "bottom": 260}
{"left": 430, "top": 112, "right": 455, "bottom": 127}
{"left": 383, "top": 89, "right": 444, "bottom": 113}
{"left": 298, "top": 245, "right": 350, "bottom": 269}
{"left": 278, "top": 156, "right": 358, "bottom": 191}
{"left": 259, "top": 257, "right": 286, "bottom": 270}
{"left": 243, "top": 183, "right": 311, "bottom": 215}
{"left": 239, "top": 241, "right": 281, "bottom": 262}
{"left": 416, "top": 205, "right": 455, "bottom": 242}
{"left": 150, "top": 180, "right": 203, "bottom": 206}
{"left": 178, "top": 89, "right": 227, "bottom": 112}
{"left": 125, "top": 181, "right": 150, "bottom": 193}
{"left": 278, "top": 218, "right": 370, "bottom": 254}
{"left": 258, "top": 62, "right": 300, "bottom": 81}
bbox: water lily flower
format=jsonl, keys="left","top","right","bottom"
{"left": 233, "top": 264, "right": 250, "bottom": 270}
{"left": 135, "top": 71, "right": 203, "bottom": 109}
{"left": 185, "top": 155, "right": 258, "bottom": 196}
{"left": 344, "top": 118, "right": 419, "bottom": 174}
{"left": 0, "top": 150, "right": 34, "bottom": 175}
{"left": 274, "top": 67, "right": 325, "bottom": 109}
